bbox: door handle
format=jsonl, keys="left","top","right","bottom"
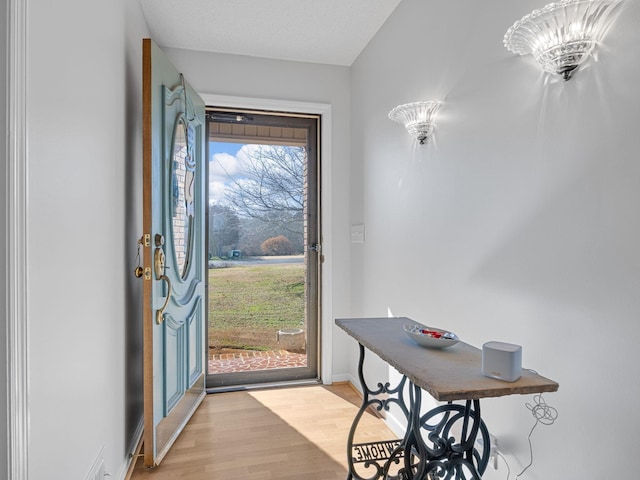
{"left": 154, "top": 235, "right": 172, "bottom": 324}
{"left": 156, "top": 274, "right": 172, "bottom": 324}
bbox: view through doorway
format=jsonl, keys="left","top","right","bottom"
{"left": 206, "top": 108, "right": 320, "bottom": 388}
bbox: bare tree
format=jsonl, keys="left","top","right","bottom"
{"left": 223, "top": 145, "right": 305, "bottom": 243}
{"left": 208, "top": 203, "right": 240, "bottom": 258}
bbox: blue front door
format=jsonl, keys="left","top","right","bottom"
{"left": 141, "top": 38, "right": 206, "bottom": 467}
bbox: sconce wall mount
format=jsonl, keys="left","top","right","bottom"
{"left": 388, "top": 101, "right": 442, "bottom": 144}
{"left": 504, "top": 0, "right": 621, "bottom": 81}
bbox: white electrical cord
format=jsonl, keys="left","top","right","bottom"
{"left": 497, "top": 451, "right": 511, "bottom": 480}
{"left": 493, "top": 391, "right": 558, "bottom": 480}
{"left": 515, "top": 393, "right": 558, "bottom": 478}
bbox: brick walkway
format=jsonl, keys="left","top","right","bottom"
{"left": 208, "top": 350, "right": 307, "bottom": 374}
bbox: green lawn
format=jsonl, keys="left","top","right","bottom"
{"left": 208, "top": 263, "right": 305, "bottom": 351}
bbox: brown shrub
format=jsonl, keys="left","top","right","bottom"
{"left": 261, "top": 235, "right": 293, "bottom": 255}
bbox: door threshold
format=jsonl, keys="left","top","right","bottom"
{"left": 206, "top": 378, "right": 321, "bottom": 394}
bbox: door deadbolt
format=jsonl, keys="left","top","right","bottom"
{"left": 154, "top": 246, "right": 166, "bottom": 278}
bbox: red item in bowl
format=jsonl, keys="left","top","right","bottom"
{"left": 420, "top": 329, "right": 442, "bottom": 338}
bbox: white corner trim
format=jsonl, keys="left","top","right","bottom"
{"left": 201, "top": 94, "right": 334, "bottom": 384}
{"left": 6, "top": 0, "right": 29, "bottom": 479}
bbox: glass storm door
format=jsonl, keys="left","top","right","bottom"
{"left": 206, "top": 109, "right": 320, "bottom": 388}
{"left": 141, "top": 38, "right": 206, "bottom": 467}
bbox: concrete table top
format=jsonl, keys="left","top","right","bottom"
{"left": 336, "top": 317, "right": 559, "bottom": 402}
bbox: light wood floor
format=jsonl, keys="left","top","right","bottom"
{"left": 129, "top": 383, "right": 396, "bottom": 480}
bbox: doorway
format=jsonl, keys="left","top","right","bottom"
{"left": 205, "top": 108, "right": 320, "bottom": 388}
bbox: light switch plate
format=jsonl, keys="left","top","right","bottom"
{"left": 351, "top": 224, "right": 365, "bottom": 243}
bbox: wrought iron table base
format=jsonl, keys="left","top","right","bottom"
{"left": 347, "top": 344, "right": 490, "bottom": 480}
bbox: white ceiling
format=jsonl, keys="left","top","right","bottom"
{"left": 138, "top": 0, "right": 403, "bottom": 66}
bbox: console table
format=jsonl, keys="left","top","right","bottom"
{"left": 336, "top": 317, "right": 559, "bottom": 480}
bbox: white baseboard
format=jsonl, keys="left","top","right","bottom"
{"left": 331, "top": 373, "right": 358, "bottom": 385}
{"left": 333, "top": 375, "right": 407, "bottom": 439}
{"left": 118, "top": 418, "right": 144, "bottom": 480}
{"left": 384, "top": 410, "right": 408, "bottom": 438}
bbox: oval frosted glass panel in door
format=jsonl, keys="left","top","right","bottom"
{"left": 171, "top": 116, "right": 195, "bottom": 278}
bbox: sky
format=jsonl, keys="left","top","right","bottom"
{"left": 209, "top": 141, "right": 243, "bottom": 205}
{"left": 209, "top": 142, "right": 305, "bottom": 209}
{"left": 210, "top": 141, "right": 242, "bottom": 157}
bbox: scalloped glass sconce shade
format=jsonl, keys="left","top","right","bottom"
{"left": 504, "top": 0, "right": 621, "bottom": 81}
{"left": 388, "top": 101, "right": 442, "bottom": 144}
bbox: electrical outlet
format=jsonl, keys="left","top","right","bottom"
{"left": 489, "top": 434, "right": 498, "bottom": 470}
{"left": 476, "top": 434, "right": 499, "bottom": 470}
{"left": 350, "top": 224, "right": 365, "bottom": 243}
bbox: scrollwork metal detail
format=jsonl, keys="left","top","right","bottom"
{"left": 420, "top": 401, "right": 490, "bottom": 477}
{"left": 347, "top": 344, "right": 410, "bottom": 480}
{"left": 346, "top": 344, "right": 491, "bottom": 480}
{"left": 405, "top": 389, "right": 490, "bottom": 480}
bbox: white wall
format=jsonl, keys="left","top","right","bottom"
{"left": 18, "top": 0, "right": 149, "bottom": 478}
{"left": 162, "top": 48, "right": 354, "bottom": 378}
{"left": 349, "top": 0, "right": 640, "bottom": 478}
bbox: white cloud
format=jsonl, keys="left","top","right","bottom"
{"left": 209, "top": 152, "right": 241, "bottom": 204}
{"left": 210, "top": 152, "right": 238, "bottom": 179}
{"left": 208, "top": 180, "right": 227, "bottom": 204}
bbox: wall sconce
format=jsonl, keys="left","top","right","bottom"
{"left": 504, "top": 0, "right": 621, "bottom": 81}
{"left": 388, "top": 101, "right": 442, "bottom": 144}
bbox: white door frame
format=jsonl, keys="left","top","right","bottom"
{"left": 6, "top": 0, "right": 30, "bottom": 479}
{"left": 201, "top": 94, "right": 334, "bottom": 384}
